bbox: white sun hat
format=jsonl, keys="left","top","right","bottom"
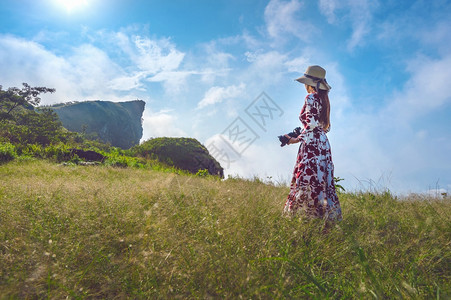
{"left": 295, "top": 65, "right": 331, "bottom": 91}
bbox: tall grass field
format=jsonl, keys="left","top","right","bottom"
{"left": 1, "top": 159, "right": 450, "bottom": 298}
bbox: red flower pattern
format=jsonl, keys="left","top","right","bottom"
{"left": 284, "top": 93, "right": 342, "bottom": 221}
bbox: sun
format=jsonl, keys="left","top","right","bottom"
{"left": 56, "top": 0, "right": 88, "bottom": 13}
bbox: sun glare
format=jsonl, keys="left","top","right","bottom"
{"left": 56, "top": 0, "right": 88, "bottom": 13}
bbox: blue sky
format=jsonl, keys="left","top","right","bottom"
{"left": 1, "top": 0, "right": 450, "bottom": 195}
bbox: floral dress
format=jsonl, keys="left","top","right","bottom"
{"left": 284, "top": 92, "right": 342, "bottom": 221}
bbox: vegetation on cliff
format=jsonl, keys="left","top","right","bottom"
{"left": 132, "top": 137, "right": 224, "bottom": 178}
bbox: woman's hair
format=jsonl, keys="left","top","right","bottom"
{"left": 310, "top": 86, "right": 331, "bottom": 131}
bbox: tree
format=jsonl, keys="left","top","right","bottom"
{"left": 16, "top": 108, "right": 68, "bottom": 145}
{"left": 0, "top": 83, "right": 55, "bottom": 120}
{"left": 0, "top": 83, "right": 69, "bottom": 146}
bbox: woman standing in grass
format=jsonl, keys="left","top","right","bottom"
{"left": 283, "top": 65, "right": 342, "bottom": 221}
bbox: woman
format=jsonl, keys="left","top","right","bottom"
{"left": 283, "top": 65, "right": 342, "bottom": 221}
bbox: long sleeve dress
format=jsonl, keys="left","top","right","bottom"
{"left": 283, "top": 92, "right": 342, "bottom": 221}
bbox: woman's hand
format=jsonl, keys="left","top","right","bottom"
{"left": 285, "top": 135, "right": 299, "bottom": 144}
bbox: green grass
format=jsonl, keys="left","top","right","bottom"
{"left": 0, "top": 159, "right": 450, "bottom": 298}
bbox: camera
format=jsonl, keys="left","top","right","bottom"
{"left": 278, "top": 127, "right": 302, "bottom": 147}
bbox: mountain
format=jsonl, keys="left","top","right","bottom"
{"left": 51, "top": 100, "right": 145, "bottom": 149}
{"left": 133, "top": 137, "right": 224, "bottom": 178}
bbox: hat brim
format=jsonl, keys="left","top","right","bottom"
{"left": 295, "top": 76, "right": 331, "bottom": 91}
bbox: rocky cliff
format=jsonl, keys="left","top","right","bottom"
{"left": 51, "top": 100, "right": 145, "bottom": 149}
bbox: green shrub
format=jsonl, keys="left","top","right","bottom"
{"left": 69, "top": 154, "right": 81, "bottom": 164}
{"left": 0, "top": 142, "right": 16, "bottom": 163}
{"left": 195, "top": 169, "right": 210, "bottom": 177}
{"left": 18, "top": 143, "right": 44, "bottom": 158}
{"left": 104, "top": 149, "right": 132, "bottom": 168}
{"left": 44, "top": 143, "right": 72, "bottom": 162}
{"left": 15, "top": 143, "right": 72, "bottom": 162}
{"left": 334, "top": 176, "right": 346, "bottom": 192}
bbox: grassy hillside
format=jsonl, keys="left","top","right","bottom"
{"left": 0, "top": 160, "right": 450, "bottom": 298}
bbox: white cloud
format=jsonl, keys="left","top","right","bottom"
{"left": 111, "top": 32, "right": 189, "bottom": 94}
{"left": 241, "top": 30, "right": 263, "bottom": 50}
{"left": 132, "top": 36, "right": 185, "bottom": 74}
{"left": 284, "top": 56, "right": 309, "bottom": 73}
{"left": 146, "top": 69, "right": 221, "bottom": 96}
{"left": 205, "top": 134, "right": 296, "bottom": 183}
{"left": 202, "top": 41, "right": 235, "bottom": 70}
{"left": 0, "top": 30, "right": 192, "bottom": 102}
{"left": 199, "top": 45, "right": 234, "bottom": 84}
{"left": 387, "top": 53, "right": 451, "bottom": 119}
{"left": 141, "top": 108, "right": 187, "bottom": 140}
{"left": 320, "top": 62, "right": 351, "bottom": 119}
{"left": 108, "top": 73, "right": 146, "bottom": 91}
{"left": 0, "top": 35, "right": 70, "bottom": 102}
{"left": 32, "top": 29, "right": 69, "bottom": 44}
{"left": 317, "top": 0, "right": 378, "bottom": 51}
{"left": 67, "top": 44, "right": 125, "bottom": 94}
{"left": 376, "top": 8, "right": 451, "bottom": 56}
{"left": 418, "top": 21, "right": 451, "bottom": 55}
{"left": 346, "top": 0, "right": 378, "bottom": 51}
{"left": 347, "top": 22, "right": 369, "bottom": 51}
{"left": 197, "top": 83, "right": 246, "bottom": 109}
{"left": 319, "top": 0, "right": 338, "bottom": 24}
{"left": 0, "top": 34, "right": 140, "bottom": 103}
{"left": 147, "top": 70, "right": 192, "bottom": 95}
{"left": 327, "top": 51, "right": 451, "bottom": 193}
{"left": 268, "top": 0, "right": 376, "bottom": 51}
{"left": 240, "top": 50, "right": 290, "bottom": 87}
{"left": 264, "top": 0, "right": 317, "bottom": 44}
